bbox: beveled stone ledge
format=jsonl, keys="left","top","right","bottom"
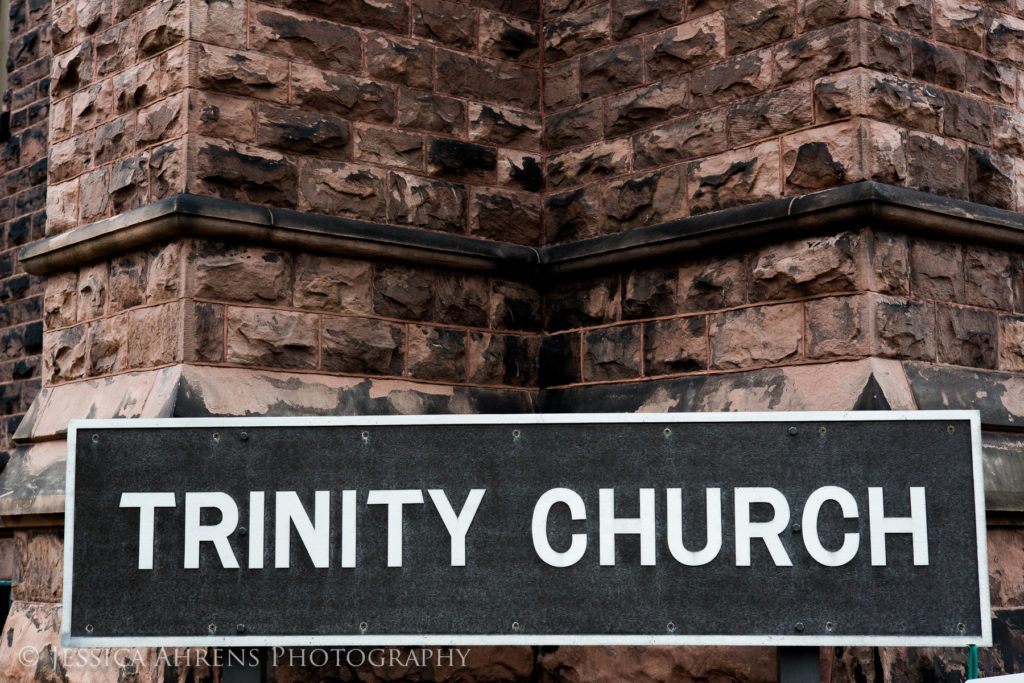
{"left": 21, "top": 182, "right": 1024, "bottom": 279}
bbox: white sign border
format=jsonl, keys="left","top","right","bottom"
{"left": 62, "top": 410, "right": 991, "bottom": 648}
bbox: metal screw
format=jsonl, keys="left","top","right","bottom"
{"left": 667, "top": 622, "right": 676, "bottom": 632}
{"left": 208, "top": 624, "right": 217, "bottom": 633}
{"left": 91, "top": 434, "right": 99, "bottom": 442}
{"left": 238, "top": 527, "right": 247, "bottom": 536}
{"left": 361, "top": 431, "right": 369, "bottom": 440}
{"left": 240, "top": 432, "right": 248, "bottom": 441}
{"left": 512, "top": 429, "right": 521, "bottom": 438}
{"left": 511, "top": 621, "right": 521, "bottom": 632}
{"left": 664, "top": 428, "right": 671, "bottom": 437}
{"left": 788, "top": 427, "right": 798, "bottom": 436}
{"left": 795, "top": 622, "right": 804, "bottom": 632}
{"left": 85, "top": 624, "right": 94, "bottom": 633}
{"left": 957, "top": 623, "right": 966, "bottom": 632}
{"left": 791, "top": 523, "right": 801, "bottom": 533}
{"left": 948, "top": 425, "right": 956, "bottom": 434}
{"left": 236, "top": 624, "right": 246, "bottom": 633}
{"left": 359, "top": 621, "right": 368, "bottom": 632}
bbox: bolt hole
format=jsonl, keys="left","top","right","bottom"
{"left": 213, "top": 433, "right": 220, "bottom": 441}
{"left": 664, "top": 428, "right": 671, "bottom": 436}
{"left": 360, "top": 621, "right": 368, "bottom": 632}
{"left": 240, "top": 432, "right": 248, "bottom": 441}
{"left": 85, "top": 624, "right": 94, "bottom": 633}
{"left": 948, "top": 425, "right": 955, "bottom": 433}
{"left": 826, "top": 621, "right": 834, "bottom": 631}
{"left": 667, "top": 622, "right": 676, "bottom": 632}
{"left": 819, "top": 426, "right": 827, "bottom": 435}
{"left": 208, "top": 624, "right": 216, "bottom": 633}
{"left": 512, "top": 429, "right": 520, "bottom": 438}
{"left": 957, "top": 623, "right": 965, "bottom": 632}
{"left": 91, "top": 434, "right": 99, "bottom": 442}
{"left": 361, "top": 431, "right": 369, "bottom": 439}
{"left": 512, "top": 621, "right": 520, "bottom": 631}
{"left": 788, "top": 426, "right": 798, "bottom": 436}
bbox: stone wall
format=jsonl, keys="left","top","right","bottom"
{"left": 0, "top": 0, "right": 47, "bottom": 465}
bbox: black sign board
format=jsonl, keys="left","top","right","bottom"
{"left": 63, "top": 412, "right": 990, "bottom": 647}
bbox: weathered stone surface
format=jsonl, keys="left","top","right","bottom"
{"left": 226, "top": 307, "right": 318, "bottom": 369}
{"left": 750, "top": 233, "right": 861, "bottom": 300}
{"left": 188, "top": 301, "right": 225, "bottom": 362}
{"left": 292, "top": 62, "right": 397, "bottom": 122}
{"left": 602, "top": 68, "right": 691, "bottom": 136}
{"left": 294, "top": 254, "right": 372, "bottom": 313}
{"left": 729, "top": 83, "right": 812, "bottom": 147}
{"left": 481, "top": 12, "right": 540, "bottom": 63}
{"left": 408, "top": 325, "right": 467, "bottom": 382}
{"left": 968, "top": 147, "right": 1015, "bottom": 210}
{"left": 910, "top": 238, "right": 964, "bottom": 302}
{"left": 544, "top": 60, "right": 580, "bottom": 112}
{"left": 469, "top": 104, "right": 542, "bottom": 150}
{"left": 726, "top": 0, "right": 794, "bottom": 54}
{"left": 109, "top": 252, "right": 146, "bottom": 312}
{"left": 547, "top": 139, "right": 630, "bottom": 190}
{"left": 907, "top": 131, "right": 967, "bottom": 199}
{"left": 490, "top": 280, "right": 542, "bottom": 332}
{"left": 965, "top": 55, "right": 1014, "bottom": 105}
{"left": 250, "top": 5, "right": 362, "bottom": 73}
{"left": 862, "top": 0, "right": 930, "bottom": 32}
{"left": 687, "top": 141, "right": 780, "bottom": 214}
{"left": 388, "top": 171, "right": 466, "bottom": 233}
{"left": 645, "top": 14, "right": 725, "bottom": 81}
{"left": 545, "top": 3, "right": 610, "bottom": 60}
{"left": 43, "top": 272, "right": 77, "bottom": 329}
{"left": 933, "top": 0, "right": 984, "bottom": 50}
{"left": 190, "top": 242, "right": 292, "bottom": 304}
{"left": 690, "top": 51, "right": 772, "bottom": 109}
{"left": 42, "top": 325, "right": 87, "bottom": 383}
{"left": 13, "top": 529, "right": 62, "bottom": 601}
{"left": 602, "top": 164, "right": 687, "bottom": 232}
{"left": 258, "top": 104, "right": 351, "bottom": 157}
{"left": 114, "top": 45, "right": 188, "bottom": 114}
{"left": 622, "top": 266, "right": 676, "bottom": 319}
{"left": 51, "top": 40, "right": 93, "bottom": 98}
{"left": 583, "top": 324, "right": 642, "bottom": 381}
{"left": 48, "top": 134, "right": 91, "bottom": 182}
{"left": 710, "top": 303, "right": 802, "bottom": 369}
{"left": 414, "top": 0, "right": 478, "bottom": 50}
{"left": 468, "top": 188, "right": 542, "bottom": 243}
{"left": 136, "top": 93, "right": 185, "bottom": 149}
{"left": 366, "top": 33, "right": 434, "bottom": 90}
{"left": 89, "top": 315, "right": 128, "bottom": 375}
{"left": 999, "top": 315, "right": 1024, "bottom": 371}
{"left": 679, "top": 255, "right": 747, "bottom": 312}
{"left": 192, "top": 138, "right": 299, "bottom": 208}
{"left": 632, "top": 110, "right": 725, "bottom": 169}
{"left": 373, "top": 265, "right": 435, "bottom": 321}
{"left": 191, "top": 0, "right": 246, "bottom": 48}
{"left": 354, "top": 125, "right": 424, "bottom": 170}
{"left": 498, "top": 150, "right": 543, "bottom": 192}
{"left": 397, "top": 90, "right": 466, "bottom": 135}
{"left": 545, "top": 101, "right": 603, "bottom": 150}
{"left": 874, "top": 296, "right": 935, "bottom": 360}
{"left": 613, "top": 0, "right": 681, "bottom": 38}
{"left": 805, "top": 294, "right": 870, "bottom": 358}
{"left": 79, "top": 167, "right": 110, "bottom": 223}
{"left": 547, "top": 277, "right": 620, "bottom": 331}
{"left": 77, "top": 263, "right": 106, "bottom": 322}
{"left": 46, "top": 179, "right": 79, "bottom": 235}
{"left": 773, "top": 21, "right": 857, "bottom": 84}
{"left": 643, "top": 316, "right": 706, "bottom": 375}
{"left": 94, "top": 115, "right": 135, "bottom": 166}
{"left": 189, "top": 90, "right": 257, "bottom": 143}
{"left": 859, "top": 119, "right": 909, "bottom": 185}
{"left": 138, "top": 0, "right": 185, "bottom": 56}
{"left": 436, "top": 273, "right": 490, "bottom": 328}
{"left": 436, "top": 50, "right": 539, "bottom": 110}
{"left": 466, "top": 332, "right": 539, "bottom": 386}
{"left": 936, "top": 304, "right": 997, "bottom": 368}
{"left": 196, "top": 43, "right": 290, "bottom": 103}
{"left": 782, "top": 121, "right": 861, "bottom": 193}
{"left": 581, "top": 42, "right": 644, "bottom": 99}
{"left": 149, "top": 139, "right": 187, "bottom": 200}
{"left": 988, "top": 11, "right": 1024, "bottom": 69}
{"left": 70, "top": 79, "right": 112, "bottom": 134}
{"left": 964, "top": 245, "right": 1014, "bottom": 311}
{"left": 860, "top": 21, "right": 912, "bottom": 74}
{"left": 812, "top": 69, "right": 859, "bottom": 122}
{"left": 869, "top": 231, "right": 910, "bottom": 295}
{"left": 910, "top": 39, "right": 966, "bottom": 91}
{"left": 539, "top": 331, "right": 581, "bottom": 386}
{"left": 427, "top": 138, "right": 497, "bottom": 182}
{"left": 298, "top": 160, "right": 387, "bottom": 221}
{"left": 322, "top": 317, "right": 404, "bottom": 375}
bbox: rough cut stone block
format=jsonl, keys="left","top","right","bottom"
{"left": 322, "top": 317, "right": 404, "bottom": 375}
{"left": 109, "top": 252, "right": 146, "bottom": 312}
{"left": 481, "top": 12, "right": 540, "bottom": 63}
{"left": 469, "top": 104, "right": 542, "bottom": 151}
{"left": 70, "top": 80, "right": 112, "bottom": 134}
{"left": 601, "top": 164, "right": 687, "bottom": 233}
{"left": 623, "top": 265, "right": 677, "bottom": 319}
{"left": 725, "top": 0, "right": 795, "bottom": 54}
{"left": 373, "top": 265, "right": 435, "bottom": 321}
{"left": 298, "top": 159, "right": 387, "bottom": 221}
{"left": 138, "top": 0, "right": 185, "bottom": 57}
{"left": 874, "top": 296, "right": 935, "bottom": 360}
{"left": 581, "top": 42, "right": 644, "bottom": 100}
{"left": 149, "top": 139, "right": 187, "bottom": 200}
{"left": 136, "top": 93, "right": 185, "bottom": 148}
{"left": 89, "top": 315, "right": 127, "bottom": 376}
{"left": 987, "top": 11, "right": 1024, "bottom": 68}
{"left": 42, "top": 325, "right": 86, "bottom": 383}
{"left": 750, "top": 233, "right": 862, "bottom": 301}
{"left": 910, "top": 238, "right": 964, "bottom": 303}
{"left": 687, "top": 141, "right": 780, "bottom": 214}
{"left": 294, "top": 254, "right": 372, "bottom": 313}
{"left": 645, "top": 14, "right": 726, "bottom": 81}
{"left": 51, "top": 40, "right": 93, "bottom": 98}
{"left": 258, "top": 103, "right": 351, "bottom": 157}
{"left": 468, "top": 188, "right": 542, "bottom": 243}
{"left": 491, "top": 280, "right": 542, "bottom": 332}
{"left": 196, "top": 43, "right": 290, "bottom": 103}
{"left": 546, "top": 139, "right": 630, "bottom": 190}
{"left": 583, "top": 324, "right": 642, "bottom": 381}
{"left": 251, "top": 5, "right": 362, "bottom": 73}
{"left": 964, "top": 54, "right": 1014, "bottom": 105}
{"left": 408, "top": 325, "right": 466, "bottom": 382}
{"left": 427, "top": 138, "right": 497, "bottom": 182}
{"left": 543, "top": 60, "right": 579, "bottom": 112}
{"left": 545, "top": 186, "right": 601, "bottom": 243}
{"left": 907, "top": 131, "right": 967, "bottom": 199}
{"left": 710, "top": 303, "right": 802, "bottom": 369}
{"left": 498, "top": 150, "right": 543, "bottom": 192}
{"left": 643, "top": 316, "right": 707, "bottom": 375}
{"left": 604, "top": 74, "right": 690, "bottom": 136}
{"left": 805, "top": 295, "right": 870, "bottom": 359}
{"left": 545, "top": 101, "right": 604, "bottom": 150}
{"left": 941, "top": 90, "right": 990, "bottom": 146}
{"left": 999, "top": 315, "right": 1024, "bottom": 371}
{"left": 933, "top": 0, "right": 984, "bottom": 50}
{"left": 292, "top": 62, "right": 396, "bottom": 123}
{"left": 397, "top": 90, "right": 466, "bottom": 135}
{"left": 43, "top": 272, "right": 77, "bottom": 329}
{"left": 868, "top": 231, "right": 910, "bottom": 295}
{"left": 413, "top": 0, "right": 478, "bottom": 50}
{"left": 436, "top": 50, "right": 539, "bottom": 110}
{"left": 77, "top": 263, "right": 106, "bottom": 322}
{"left": 466, "top": 332, "right": 539, "bottom": 386}
{"left": 192, "top": 0, "right": 247, "bottom": 48}
{"left": 968, "top": 147, "right": 1015, "bottom": 210}
{"left": 388, "top": 171, "right": 466, "bottom": 233}
{"left": 539, "top": 332, "right": 581, "bottom": 386}
{"left": 79, "top": 168, "right": 110, "bottom": 224}
{"left": 544, "top": 3, "right": 610, "bottom": 61}
{"left": 192, "top": 138, "right": 299, "bottom": 208}
{"left": 188, "top": 301, "right": 225, "bottom": 362}
{"left": 95, "top": 116, "right": 135, "bottom": 166}
{"left": 729, "top": 83, "right": 812, "bottom": 147}
{"left": 936, "top": 304, "right": 997, "bottom": 368}
{"left": 190, "top": 242, "right": 292, "bottom": 305}
{"left": 46, "top": 179, "right": 79, "bottom": 235}
{"left": 355, "top": 125, "right": 424, "bottom": 171}
{"left": 128, "top": 306, "right": 180, "bottom": 372}
{"left": 965, "top": 245, "right": 1015, "bottom": 311}
{"left": 633, "top": 109, "right": 727, "bottom": 170}
{"left": 547, "top": 277, "right": 620, "bottom": 331}
{"left": 226, "top": 307, "right": 318, "bottom": 369}
{"left": 781, "top": 120, "right": 862, "bottom": 194}
{"left": 366, "top": 33, "right": 434, "bottom": 90}
{"left": 690, "top": 51, "right": 771, "bottom": 110}
{"left": 773, "top": 21, "right": 857, "bottom": 84}
{"left": 436, "top": 273, "right": 490, "bottom": 328}
{"left": 679, "top": 256, "right": 747, "bottom": 312}
{"left": 13, "top": 530, "right": 62, "bottom": 601}
{"left": 859, "top": 119, "right": 909, "bottom": 185}
{"left": 189, "top": 90, "right": 257, "bottom": 143}
{"left": 613, "top": 0, "right": 681, "bottom": 38}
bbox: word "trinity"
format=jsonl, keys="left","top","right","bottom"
{"left": 120, "top": 486, "right": 928, "bottom": 570}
